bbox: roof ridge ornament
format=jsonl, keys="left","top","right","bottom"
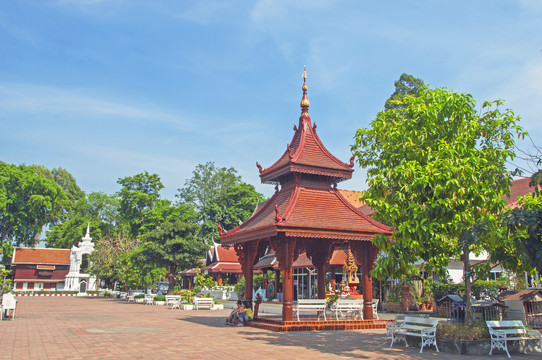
{"left": 349, "top": 154, "right": 355, "bottom": 168}
{"left": 300, "top": 66, "right": 310, "bottom": 115}
{"left": 217, "top": 222, "right": 226, "bottom": 236}
{"left": 287, "top": 144, "right": 294, "bottom": 160}
{"left": 274, "top": 203, "right": 282, "bottom": 224}
{"left": 256, "top": 161, "right": 263, "bottom": 174}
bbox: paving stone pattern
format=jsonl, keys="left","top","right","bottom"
{"left": 0, "top": 297, "right": 539, "bottom": 359}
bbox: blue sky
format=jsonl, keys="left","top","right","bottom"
{"left": 1, "top": 0, "right": 541, "bottom": 200}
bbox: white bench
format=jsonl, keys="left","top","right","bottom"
{"left": 294, "top": 299, "right": 327, "bottom": 321}
{"left": 372, "top": 299, "right": 379, "bottom": 319}
{"left": 165, "top": 295, "right": 181, "bottom": 309}
{"left": 386, "top": 314, "right": 431, "bottom": 338}
{"left": 1, "top": 293, "right": 17, "bottom": 321}
{"left": 386, "top": 314, "right": 405, "bottom": 338}
{"left": 331, "top": 299, "right": 363, "bottom": 320}
{"left": 487, "top": 320, "right": 542, "bottom": 358}
{"left": 390, "top": 316, "right": 439, "bottom": 353}
{"left": 194, "top": 297, "right": 214, "bottom": 310}
{"left": 144, "top": 294, "right": 155, "bottom": 306}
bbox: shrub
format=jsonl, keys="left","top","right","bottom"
{"left": 134, "top": 294, "right": 145, "bottom": 299}
{"left": 194, "top": 273, "right": 216, "bottom": 293}
{"left": 154, "top": 295, "right": 165, "bottom": 301}
{"left": 431, "top": 282, "right": 462, "bottom": 302}
{"left": 386, "top": 295, "right": 401, "bottom": 303}
{"left": 234, "top": 277, "right": 245, "bottom": 297}
{"left": 437, "top": 322, "right": 489, "bottom": 341}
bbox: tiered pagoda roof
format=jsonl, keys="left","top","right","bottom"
{"left": 220, "top": 69, "right": 392, "bottom": 245}
{"left": 258, "top": 68, "right": 354, "bottom": 185}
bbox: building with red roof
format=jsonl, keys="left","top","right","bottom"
{"left": 220, "top": 69, "right": 392, "bottom": 322}
{"left": 11, "top": 247, "right": 71, "bottom": 291}
{"left": 202, "top": 243, "right": 244, "bottom": 285}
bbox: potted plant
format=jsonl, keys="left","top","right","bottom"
{"left": 182, "top": 302, "right": 194, "bottom": 310}
{"left": 134, "top": 294, "right": 145, "bottom": 303}
{"left": 153, "top": 295, "right": 166, "bottom": 305}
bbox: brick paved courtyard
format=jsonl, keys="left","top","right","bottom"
{"left": 1, "top": 296, "right": 540, "bottom": 359}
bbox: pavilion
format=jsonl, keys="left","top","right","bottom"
{"left": 220, "top": 69, "right": 392, "bottom": 327}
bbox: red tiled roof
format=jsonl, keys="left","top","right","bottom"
{"left": 215, "top": 245, "right": 239, "bottom": 262}
{"left": 498, "top": 290, "right": 542, "bottom": 302}
{"left": 259, "top": 113, "right": 353, "bottom": 183}
{"left": 12, "top": 248, "right": 70, "bottom": 265}
{"left": 504, "top": 177, "right": 539, "bottom": 208}
{"left": 337, "top": 189, "right": 364, "bottom": 208}
{"left": 203, "top": 263, "right": 243, "bottom": 274}
{"left": 221, "top": 185, "right": 392, "bottom": 245}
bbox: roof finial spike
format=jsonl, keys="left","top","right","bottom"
{"left": 300, "top": 66, "right": 310, "bottom": 114}
{"left": 85, "top": 222, "right": 90, "bottom": 238}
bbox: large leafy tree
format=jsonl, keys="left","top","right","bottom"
{"left": 178, "top": 162, "right": 265, "bottom": 243}
{"left": 384, "top": 73, "right": 425, "bottom": 110}
{"left": 117, "top": 171, "right": 164, "bottom": 237}
{"left": 143, "top": 220, "right": 207, "bottom": 294}
{"left": 46, "top": 192, "right": 121, "bottom": 248}
{"left": 0, "top": 162, "right": 68, "bottom": 247}
{"left": 352, "top": 87, "right": 524, "bottom": 325}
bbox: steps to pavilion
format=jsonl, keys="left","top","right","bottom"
{"left": 247, "top": 317, "right": 389, "bottom": 332}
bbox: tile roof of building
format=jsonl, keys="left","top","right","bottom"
{"left": 12, "top": 248, "right": 70, "bottom": 265}
{"left": 504, "top": 177, "right": 540, "bottom": 208}
{"left": 221, "top": 185, "right": 392, "bottom": 245}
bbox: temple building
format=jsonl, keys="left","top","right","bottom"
{"left": 202, "top": 243, "right": 244, "bottom": 285}
{"left": 219, "top": 68, "right": 393, "bottom": 324}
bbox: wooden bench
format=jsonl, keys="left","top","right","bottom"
{"left": 165, "top": 295, "right": 181, "bottom": 309}
{"left": 331, "top": 299, "right": 363, "bottom": 320}
{"left": 294, "top": 299, "right": 327, "bottom": 321}
{"left": 487, "top": 320, "right": 542, "bottom": 358}
{"left": 390, "top": 316, "right": 439, "bottom": 353}
{"left": 194, "top": 297, "right": 214, "bottom": 310}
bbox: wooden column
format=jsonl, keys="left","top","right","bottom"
{"left": 305, "top": 239, "right": 333, "bottom": 299}
{"left": 270, "top": 236, "right": 297, "bottom": 321}
{"left": 234, "top": 240, "right": 260, "bottom": 309}
{"left": 350, "top": 241, "right": 378, "bottom": 320}
{"left": 282, "top": 238, "right": 297, "bottom": 321}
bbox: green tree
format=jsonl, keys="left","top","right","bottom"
{"left": 178, "top": 162, "right": 265, "bottom": 243}
{"left": 352, "top": 87, "right": 524, "bottom": 325}
{"left": 143, "top": 220, "right": 207, "bottom": 294}
{"left": 46, "top": 192, "right": 120, "bottom": 248}
{"left": 501, "top": 170, "right": 542, "bottom": 274}
{"left": 117, "top": 172, "right": 164, "bottom": 237}
{"left": 178, "top": 162, "right": 240, "bottom": 212}
{"left": 0, "top": 162, "right": 68, "bottom": 247}
{"left": 384, "top": 73, "right": 425, "bottom": 110}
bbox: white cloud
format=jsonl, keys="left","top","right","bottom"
{"left": 0, "top": 83, "right": 193, "bottom": 130}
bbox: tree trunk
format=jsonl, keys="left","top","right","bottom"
{"left": 168, "top": 264, "right": 176, "bottom": 295}
{"left": 463, "top": 247, "right": 474, "bottom": 326}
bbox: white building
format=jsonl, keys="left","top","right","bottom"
{"left": 64, "top": 224, "right": 97, "bottom": 292}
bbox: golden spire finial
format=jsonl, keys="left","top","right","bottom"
{"left": 300, "top": 66, "right": 310, "bottom": 113}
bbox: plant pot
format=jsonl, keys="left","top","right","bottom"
{"left": 154, "top": 301, "right": 165, "bottom": 306}
{"left": 212, "top": 304, "right": 224, "bottom": 310}
{"left": 182, "top": 304, "right": 194, "bottom": 310}
{"left": 135, "top": 298, "right": 144, "bottom": 303}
